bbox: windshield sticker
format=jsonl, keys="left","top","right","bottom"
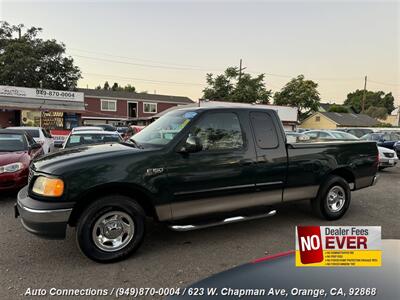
{"left": 69, "top": 136, "right": 80, "bottom": 143}
{"left": 183, "top": 112, "right": 197, "bottom": 119}
{"left": 180, "top": 119, "right": 190, "bottom": 128}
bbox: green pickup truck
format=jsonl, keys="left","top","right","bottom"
{"left": 15, "top": 106, "right": 379, "bottom": 262}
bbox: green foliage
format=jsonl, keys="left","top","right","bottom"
{"left": 202, "top": 67, "right": 272, "bottom": 104}
{"left": 111, "top": 82, "right": 119, "bottom": 91}
{"left": 374, "top": 121, "right": 392, "bottom": 127}
{"left": 328, "top": 104, "right": 349, "bottom": 113}
{"left": 0, "top": 21, "right": 81, "bottom": 90}
{"left": 365, "top": 106, "right": 388, "bottom": 119}
{"left": 273, "top": 75, "right": 321, "bottom": 119}
{"left": 99, "top": 81, "right": 136, "bottom": 92}
{"left": 344, "top": 90, "right": 395, "bottom": 114}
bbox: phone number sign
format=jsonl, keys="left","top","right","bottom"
{"left": 295, "top": 226, "right": 381, "bottom": 267}
{"left": 0, "top": 85, "right": 84, "bottom": 102}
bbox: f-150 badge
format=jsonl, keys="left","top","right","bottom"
{"left": 146, "top": 168, "right": 164, "bottom": 176}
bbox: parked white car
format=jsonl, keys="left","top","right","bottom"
{"left": 62, "top": 130, "right": 123, "bottom": 149}
{"left": 304, "top": 130, "right": 358, "bottom": 140}
{"left": 7, "top": 126, "right": 54, "bottom": 154}
{"left": 378, "top": 146, "right": 398, "bottom": 170}
{"left": 71, "top": 126, "right": 104, "bottom": 133}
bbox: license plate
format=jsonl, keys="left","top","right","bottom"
{"left": 389, "top": 159, "right": 394, "bottom": 164}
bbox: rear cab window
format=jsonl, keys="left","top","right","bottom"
{"left": 249, "top": 111, "right": 279, "bottom": 148}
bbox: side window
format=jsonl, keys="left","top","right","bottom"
{"left": 42, "top": 129, "right": 52, "bottom": 138}
{"left": 305, "top": 131, "right": 318, "bottom": 139}
{"left": 250, "top": 112, "right": 279, "bottom": 148}
{"left": 318, "top": 131, "right": 331, "bottom": 138}
{"left": 25, "top": 134, "right": 36, "bottom": 146}
{"left": 191, "top": 112, "right": 244, "bottom": 151}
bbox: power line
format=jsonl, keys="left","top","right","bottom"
{"left": 73, "top": 54, "right": 216, "bottom": 71}
{"left": 368, "top": 79, "right": 400, "bottom": 86}
{"left": 69, "top": 47, "right": 222, "bottom": 70}
{"left": 82, "top": 72, "right": 205, "bottom": 87}
{"left": 69, "top": 48, "right": 398, "bottom": 86}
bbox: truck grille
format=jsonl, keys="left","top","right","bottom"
{"left": 383, "top": 152, "right": 394, "bottom": 158}
{"left": 28, "top": 168, "right": 34, "bottom": 185}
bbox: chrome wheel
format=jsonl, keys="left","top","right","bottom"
{"left": 327, "top": 186, "right": 345, "bottom": 212}
{"left": 92, "top": 211, "right": 135, "bottom": 252}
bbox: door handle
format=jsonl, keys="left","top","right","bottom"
{"left": 239, "top": 159, "right": 254, "bottom": 166}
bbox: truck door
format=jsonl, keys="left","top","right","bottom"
{"left": 165, "top": 111, "right": 258, "bottom": 221}
{"left": 248, "top": 111, "right": 287, "bottom": 205}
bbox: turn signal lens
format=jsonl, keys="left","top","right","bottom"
{"left": 32, "top": 176, "right": 64, "bottom": 197}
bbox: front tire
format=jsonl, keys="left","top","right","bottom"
{"left": 311, "top": 175, "right": 351, "bottom": 220}
{"left": 76, "top": 195, "right": 145, "bottom": 263}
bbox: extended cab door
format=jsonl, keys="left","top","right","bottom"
{"left": 165, "top": 110, "right": 259, "bottom": 221}
{"left": 248, "top": 111, "right": 287, "bottom": 205}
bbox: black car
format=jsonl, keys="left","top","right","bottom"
{"left": 95, "top": 124, "right": 117, "bottom": 132}
{"left": 360, "top": 132, "right": 400, "bottom": 150}
{"left": 168, "top": 240, "right": 399, "bottom": 300}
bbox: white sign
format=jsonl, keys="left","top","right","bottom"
{"left": 0, "top": 85, "right": 84, "bottom": 102}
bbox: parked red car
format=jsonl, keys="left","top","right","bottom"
{"left": 0, "top": 129, "right": 43, "bottom": 191}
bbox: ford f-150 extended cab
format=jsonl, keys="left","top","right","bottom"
{"left": 15, "top": 106, "right": 379, "bottom": 262}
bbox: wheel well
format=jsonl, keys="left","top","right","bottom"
{"left": 68, "top": 184, "right": 158, "bottom": 227}
{"left": 329, "top": 168, "right": 355, "bottom": 185}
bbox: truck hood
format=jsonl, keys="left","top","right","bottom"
{"left": 32, "top": 143, "right": 142, "bottom": 175}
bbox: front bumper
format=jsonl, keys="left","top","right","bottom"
{"left": 15, "top": 186, "right": 74, "bottom": 239}
{"left": 379, "top": 157, "right": 398, "bottom": 167}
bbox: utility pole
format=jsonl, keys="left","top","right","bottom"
{"left": 362, "top": 75, "right": 367, "bottom": 113}
{"left": 238, "top": 59, "right": 246, "bottom": 82}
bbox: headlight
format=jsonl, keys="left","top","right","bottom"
{"left": 32, "top": 176, "right": 64, "bottom": 197}
{"left": 0, "top": 162, "right": 24, "bottom": 174}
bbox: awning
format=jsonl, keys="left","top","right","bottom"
{"left": 0, "top": 96, "right": 86, "bottom": 113}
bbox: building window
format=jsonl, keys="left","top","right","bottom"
{"left": 101, "top": 99, "right": 117, "bottom": 112}
{"left": 143, "top": 102, "right": 157, "bottom": 113}
{"left": 315, "top": 116, "right": 320, "bottom": 122}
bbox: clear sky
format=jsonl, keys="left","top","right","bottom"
{"left": 1, "top": 0, "right": 399, "bottom": 106}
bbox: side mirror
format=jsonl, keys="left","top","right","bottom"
{"left": 179, "top": 136, "right": 202, "bottom": 153}
{"left": 30, "top": 143, "right": 42, "bottom": 150}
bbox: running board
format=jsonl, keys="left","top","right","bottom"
{"left": 169, "top": 210, "right": 277, "bottom": 232}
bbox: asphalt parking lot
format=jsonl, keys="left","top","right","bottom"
{"left": 0, "top": 167, "right": 399, "bottom": 299}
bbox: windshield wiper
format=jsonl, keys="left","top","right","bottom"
{"left": 122, "top": 138, "right": 144, "bottom": 149}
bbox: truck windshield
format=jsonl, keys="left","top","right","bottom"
{"left": 133, "top": 110, "right": 197, "bottom": 146}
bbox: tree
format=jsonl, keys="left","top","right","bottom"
{"left": 111, "top": 82, "right": 119, "bottom": 91}
{"left": 344, "top": 90, "right": 395, "bottom": 114}
{"left": 328, "top": 104, "right": 348, "bottom": 113}
{"left": 124, "top": 84, "right": 135, "bottom": 92}
{"left": 202, "top": 67, "right": 272, "bottom": 104}
{"left": 0, "top": 21, "right": 81, "bottom": 90}
{"left": 365, "top": 106, "right": 388, "bottom": 119}
{"left": 99, "top": 82, "right": 136, "bottom": 92}
{"left": 273, "top": 75, "right": 321, "bottom": 119}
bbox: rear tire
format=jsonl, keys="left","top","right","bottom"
{"left": 76, "top": 195, "right": 145, "bottom": 263}
{"left": 311, "top": 175, "right": 351, "bottom": 220}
